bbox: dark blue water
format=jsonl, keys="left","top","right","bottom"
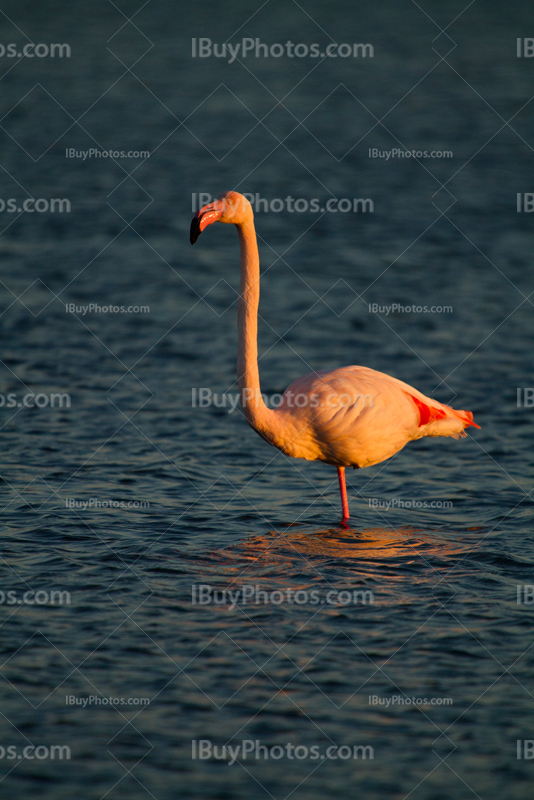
{"left": 1, "top": 1, "right": 533, "bottom": 797}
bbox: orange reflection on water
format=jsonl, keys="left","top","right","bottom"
{"left": 226, "top": 524, "right": 472, "bottom": 565}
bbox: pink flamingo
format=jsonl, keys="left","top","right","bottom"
{"left": 191, "top": 191, "right": 479, "bottom": 523}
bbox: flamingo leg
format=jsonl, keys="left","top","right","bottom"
{"left": 337, "top": 467, "right": 350, "bottom": 522}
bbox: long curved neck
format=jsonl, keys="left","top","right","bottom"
{"left": 236, "top": 217, "right": 270, "bottom": 431}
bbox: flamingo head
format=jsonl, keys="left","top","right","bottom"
{"left": 190, "top": 191, "right": 252, "bottom": 244}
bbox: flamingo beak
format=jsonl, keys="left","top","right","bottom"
{"left": 190, "top": 201, "right": 225, "bottom": 245}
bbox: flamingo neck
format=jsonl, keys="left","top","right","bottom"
{"left": 236, "top": 218, "right": 270, "bottom": 430}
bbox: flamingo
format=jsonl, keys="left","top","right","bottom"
{"left": 190, "top": 191, "right": 480, "bottom": 523}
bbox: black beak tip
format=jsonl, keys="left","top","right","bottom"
{"left": 190, "top": 216, "right": 202, "bottom": 245}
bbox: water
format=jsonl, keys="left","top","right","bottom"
{"left": 0, "top": 1, "right": 533, "bottom": 797}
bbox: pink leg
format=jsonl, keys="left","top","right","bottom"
{"left": 337, "top": 467, "right": 350, "bottom": 522}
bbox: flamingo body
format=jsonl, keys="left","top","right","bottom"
{"left": 263, "top": 365, "right": 478, "bottom": 469}
{"left": 190, "top": 191, "right": 479, "bottom": 522}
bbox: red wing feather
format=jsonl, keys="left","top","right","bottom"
{"left": 406, "top": 393, "right": 481, "bottom": 429}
